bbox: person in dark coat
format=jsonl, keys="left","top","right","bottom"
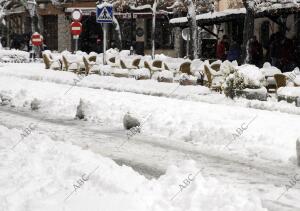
{"left": 269, "top": 32, "right": 282, "bottom": 68}
{"left": 247, "top": 35, "right": 263, "bottom": 67}
{"left": 216, "top": 35, "right": 229, "bottom": 61}
{"left": 227, "top": 38, "right": 241, "bottom": 62}
{"left": 281, "top": 37, "right": 295, "bottom": 72}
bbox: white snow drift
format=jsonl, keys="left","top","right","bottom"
{"left": 0, "top": 125, "right": 267, "bottom": 211}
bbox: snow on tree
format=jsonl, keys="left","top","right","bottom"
{"left": 129, "top": 0, "right": 174, "bottom": 59}
{"left": 151, "top": 0, "right": 157, "bottom": 59}
{"left": 186, "top": 0, "right": 197, "bottom": 59}
{"left": 243, "top": 0, "right": 300, "bottom": 13}
{"left": 112, "top": 15, "right": 122, "bottom": 49}
{"left": 168, "top": 0, "right": 214, "bottom": 59}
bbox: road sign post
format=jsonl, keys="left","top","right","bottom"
{"left": 103, "top": 24, "right": 108, "bottom": 64}
{"left": 70, "top": 21, "right": 82, "bottom": 53}
{"left": 70, "top": 9, "right": 82, "bottom": 54}
{"left": 31, "top": 32, "right": 43, "bottom": 60}
{"left": 96, "top": 2, "right": 113, "bottom": 65}
{"left": 73, "top": 35, "right": 79, "bottom": 52}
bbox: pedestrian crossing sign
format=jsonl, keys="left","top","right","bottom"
{"left": 96, "top": 3, "right": 113, "bottom": 23}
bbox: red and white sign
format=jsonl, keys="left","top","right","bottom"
{"left": 71, "top": 22, "right": 82, "bottom": 36}
{"left": 71, "top": 9, "right": 82, "bottom": 22}
{"left": 31, "top": 32, "right": 43, "bottom": 46}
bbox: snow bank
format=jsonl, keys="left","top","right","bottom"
{"left": 0, "top": 49, "right": 29, "bottom": 63}
{"left": 0, "top": 125, "right": 267, "bottom": 211}
{"left": 0, "top": 63, "right": 210, "bottom": 98}
{"left": 0, "top": 74, "right": 300, "bottom": 166}
{"left": 2, "top": 63, "right": 300, "bottom": 116}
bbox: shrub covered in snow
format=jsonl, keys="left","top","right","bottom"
{"left": 222, "top": 70, "right": 246, "bottom": 99}
{"left": 237, "top": 64, "right": 266, "bottom": 88}
{"left": 223, "top": 64, "right": 268, "bottom": 100}
{"left": 220, "top": 60, "right": 237, "bottom": 76}
{"left": 0, "top": 50, "right": 29, "bottom": 63}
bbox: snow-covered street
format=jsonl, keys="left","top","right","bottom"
{"left": 0, "top": 63, "right": 300, "bottom": 210}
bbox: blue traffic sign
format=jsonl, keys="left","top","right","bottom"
{"left": 96, "top": 3, "right": 113, "bottom": 23}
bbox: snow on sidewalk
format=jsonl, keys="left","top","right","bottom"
{"left": 0, "top": 125, "right": 267, "bottom": 211}
{"left": 1, "top": 63, "right": 300, "bottom": 115}
{"left": 0, "top": 63, "right": 211, "bottom": 97}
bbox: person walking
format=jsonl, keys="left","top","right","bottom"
{"left": 227, "top": 38, "right": 241, "bottom": 62}
{"left": 281, "top": 36, "right": 295, "bottom": 72}
{"left": 216, "top": 35, "right": 229, "bottom": 61}
{"left": 246, "top": 35, "right": 263, "bottom": 67}
{"left": 269, "top": 32, "right": 282, "bottom": 68}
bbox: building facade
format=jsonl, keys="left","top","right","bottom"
{"left": 1, "top": 0, "right": 176, "bottom": 56}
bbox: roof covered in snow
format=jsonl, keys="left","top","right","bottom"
{"left": 170, "top": 8, "right": 246, "bottom": 26}
{"left": 171, "top": 0, "right": 300, "bottom": 27}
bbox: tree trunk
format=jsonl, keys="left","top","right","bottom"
{"left": 151, "top": 0, "right": 157, "bottom": 59}
{"left": 31, "top": 16, "right": 35, "bottom": 33}
{"left": 187, "top": 0, "right": 198, "bottom": 60}
{"left": 241, "top": 10, "right": 254, "bottom": 64}
{"left": 198, "top": 28, "right": 202, "bottom": 58}
{"left": 174, "top": 27, "right": 183, "bottom": 57}
{"left": 113, "top": 15, "right": 122, "bottom": 50}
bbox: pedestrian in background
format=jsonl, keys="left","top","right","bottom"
{"left": 227, "top": 38, "right": 241, "bottom": 62}
{"left": 217, "top": 35, "right": 229, "bottom": 61}
{"left": 246, "top": 35, "right": 263, "bottom": 67}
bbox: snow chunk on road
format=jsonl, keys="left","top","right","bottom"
{"left": 0, "top": 125, "right": 267, "bottom": 211}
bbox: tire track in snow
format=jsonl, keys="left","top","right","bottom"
{"left": 0, "top": 106, "right": 300, "bottom": 211}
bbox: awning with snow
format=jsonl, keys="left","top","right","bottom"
{"left": 3, "top": 6, "right": 26, "bottom": 15}
{"left": 170, "top": 4, "right": 300, "bottom": 28}
{"left": 170, "top": 8, "right": 246, "bottom": 27}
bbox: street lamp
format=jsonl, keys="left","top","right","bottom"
{"left": 27, "top": 0, "right": 36, "bottom": 17}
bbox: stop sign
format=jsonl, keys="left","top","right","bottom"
{"left": 71, "top": 22, "right": 82, "bottom": 36}
{"left": 31, "top": 32, "right": 43, "bottom": 46}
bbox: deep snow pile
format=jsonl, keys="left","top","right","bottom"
{"left": 0, "top": 125, "right": 267, "bottom": 211}
{"left": 0, "top": 50, "right": 29, "bottom": 63}
{"left": 0, "top": 75, "right": 300, "bottom": 166}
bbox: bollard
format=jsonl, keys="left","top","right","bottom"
{"left": 297, "top": 139, "right": 300, "bottom": 167}
{"left": 296, "top": 97, "right": 300, "bottom": 107}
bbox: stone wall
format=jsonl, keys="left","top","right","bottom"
{"left": 57, "top": 14, "right": 71, "bottom": 52}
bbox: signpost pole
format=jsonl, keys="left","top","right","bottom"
{"left": 103, "top": 23, "right": 108, "bottom": 65}
{"left": 74, "top": 35, "right": 79, "bottom": 53}
{"left": 71, "top": 9, "right": 83, "bottom": 54}
{"left": 96, "top": 2, "right": 113, "bottom": 65}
